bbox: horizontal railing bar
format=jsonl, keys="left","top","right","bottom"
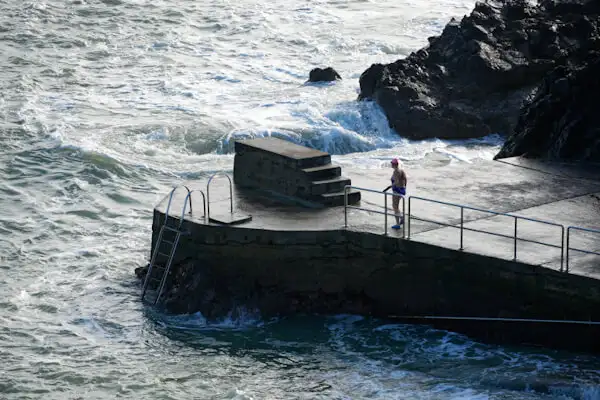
{"left": 568, "top": 226, "right": 600, "bottom": 235}
{"left": 411, "top": 216, "right": 562, "bottom": 250}
{"left": 345, "top": 185, "right": 406, "bottom": 237}
{"left": 568, "top": 247, "right": 600, "bottom": 256}
{"left": 410, "top": 195, "right": 563, "bottom": 229}
{"left": 347, "top": 185, "right": 403, "bottom": 196}
{"left": 346, "top": 188, "right": 600, "bottom": 272}
{"left": 390, "top": 315, "right": 600, "bottom": 325}
{"left": 346, "top": 205, "right": 391, "bottom": 217}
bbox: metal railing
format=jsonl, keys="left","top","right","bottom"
{"left": 343, "top": 185, "right": 406, "bottom": 237}
{"left": 162, "top": 185, "right": 192, "bottom": 228}
{"left": 566, "top": 226, "right": 600, "bottom": 273}
{"left": 408, "top": 196, "right": 565, "bottom": 270}
{"left": 181, "top": 189, "right": 207, "bottom": 224}
{"left": 206, "top": 172, "right": 233, "bottom": 220}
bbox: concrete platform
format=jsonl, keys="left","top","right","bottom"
{"left": 157, "top": 156, "right": 600, "bottom": 278}
{"left": 235, "top": 137, "right": 329, "bottom": 160}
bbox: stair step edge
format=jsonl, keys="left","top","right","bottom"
{"left": 311, "top": 176, "right": 351, "bottom": 185}
{"left": 302, "top": 164, "right": 341, "bottom": 173}
{"left": 320, "top": 189, "right": 361, "bottom": 197}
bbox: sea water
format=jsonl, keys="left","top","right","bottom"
{"left": 1, "top": 0, "right": 599, "bottom": 398}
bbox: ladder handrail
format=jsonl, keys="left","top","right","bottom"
{"left": 566, "top": 226, "right": 600, "bottom": 273}
{"left": 181, "top": 189, "right": 207, "bottom": 224}
{"left": 163, "top": 185, "right": 193, "bottom": 224}
{"left": 206, "top": 172, "right": 233, "bottom": 219}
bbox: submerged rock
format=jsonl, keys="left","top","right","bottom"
{"left": 495, "top": 51, "right": 600, "bottom": 161}
{"left": 308, "top": 67, "right": 342, "bottom": 82}
{"left": 358, "top": 0, "right": 600, "bottom": 140}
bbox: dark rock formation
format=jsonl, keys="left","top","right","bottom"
{"left": 495, "top": 51, "right": 600, "bottom": 161}
{"left": 358, "top": 0, "right": 600, "bottom": 140}
{"left": 136, "top": 259, "right": 374, "bottom": 319}
{"left": 308, "top": 67, "right": 342, "bottom": 82}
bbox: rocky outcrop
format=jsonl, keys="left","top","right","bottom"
{"left": 308, "top": 67, "right": 342, "bottom": 82}
{"left": 495, "top": 52, "right": 600, "bottom": 161}
{"left": 136, "top": 256, "right": 375, "bottom": 319}
{"left": 358, "top": 0, "right": 600, "bottom": 140}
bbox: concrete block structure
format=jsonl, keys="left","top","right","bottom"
{"left": 233, "top": 137, "right": 360, "bottom": 206}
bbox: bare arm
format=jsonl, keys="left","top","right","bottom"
{"left": 399, "top": 170, "right": 407, "bottom": 187}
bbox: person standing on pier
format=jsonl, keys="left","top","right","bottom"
{"left": 384, "top": 158, "right": 407, "bottom": 229}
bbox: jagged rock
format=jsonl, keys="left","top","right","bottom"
{"left": 136, "top": 257, "right": 376, "bottom": 318}
{"left": 135, "top": 264, "right": 148, "bottom": 279}
{"left": 308, "top": 67, "right": 342, "bottom": 82}
{"left": 359, "top": 0, "right": 600, "bottom": 140}
{"left": 495, "top": 51, "right": 600, "bottom": 161}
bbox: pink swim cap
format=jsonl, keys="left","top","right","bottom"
{"left": 391, "top": 158, "right": 399, "bottom": 165}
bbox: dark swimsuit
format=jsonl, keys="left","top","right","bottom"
{"left": 391, "top": 177, "right": 406, "bottom": 196}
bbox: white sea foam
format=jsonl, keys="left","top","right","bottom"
{"left": 1, "top": 0, "right": 598, "bottom": 399}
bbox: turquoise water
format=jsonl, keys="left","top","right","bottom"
{"left": 1, "top": 0, "right": 599, "bottom": 398}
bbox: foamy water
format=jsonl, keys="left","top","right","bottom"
{"left": 1, "top": 0, "right": 599, "bottom": 398}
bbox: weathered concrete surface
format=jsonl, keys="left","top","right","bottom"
{"left": 235, "top": 137, "right": 330, "bottom": 162}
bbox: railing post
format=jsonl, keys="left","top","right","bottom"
{"left": 201, "top": 191, "right": 207, "bottom": 224}
{"left": 460, "top": 207, "right": 464, "bottom": 251}
{"left": 402, "top": 196, "right": 406, "bottom": 239}
{"left": 407, "top": 197, "right": 411, "bottom": 240}
{"left": 560, "top": 226, "right": 564, "bottom": 272}
{"left": 206, "top": 183, "right": 211, "bottom": 218}
{"left": 228, "top": 176, "right": 233, "bottom": 213}
{"left": 513, "top": 217, "right": 518, "bottom": 261}
{"left": 344, "top": 186, "right": 348, "bottom": 229}
{"left": 566, "top": 227, "right": 570, "bottom": 273}
{"left": 384, "top": 192, "right": 388, "bottom": 236}
{"left": 182, "top": 185, "right": 193, "bottom": 216}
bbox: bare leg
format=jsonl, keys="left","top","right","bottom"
{"left": 392, "top": 195, "right": 400, "bottom": 225}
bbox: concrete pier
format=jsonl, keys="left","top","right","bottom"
{"left": 138, "top": 140, "right": 600, "bottom": 353}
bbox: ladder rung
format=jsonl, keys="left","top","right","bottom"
{"left": 157, "top": 252, "right": 170, "bottom": 258}
{"left": 163, "top": 226, "right": 181, "bottom": 233}
{"left": 162, "top": 240, "right": 174, "bottom": 246}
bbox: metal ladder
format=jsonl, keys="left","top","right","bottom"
{"left": 141, "top": 186, "right": 206, "bottom": 305}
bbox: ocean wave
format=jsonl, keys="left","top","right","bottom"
{"left": 151, "top": 307, "right": 266, "bottom": 331}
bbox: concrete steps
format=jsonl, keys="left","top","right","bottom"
{"left": 310, "top": 176, "right": 351, "bottom": 195}
{"left": 234, "top": 137, "right": 361, "bottom": 206}
{"left": 302, "top": 164, "right": 341, "bottom": 180}
{"left": 320, "top": 189, "right": 361, "bottom": 206}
